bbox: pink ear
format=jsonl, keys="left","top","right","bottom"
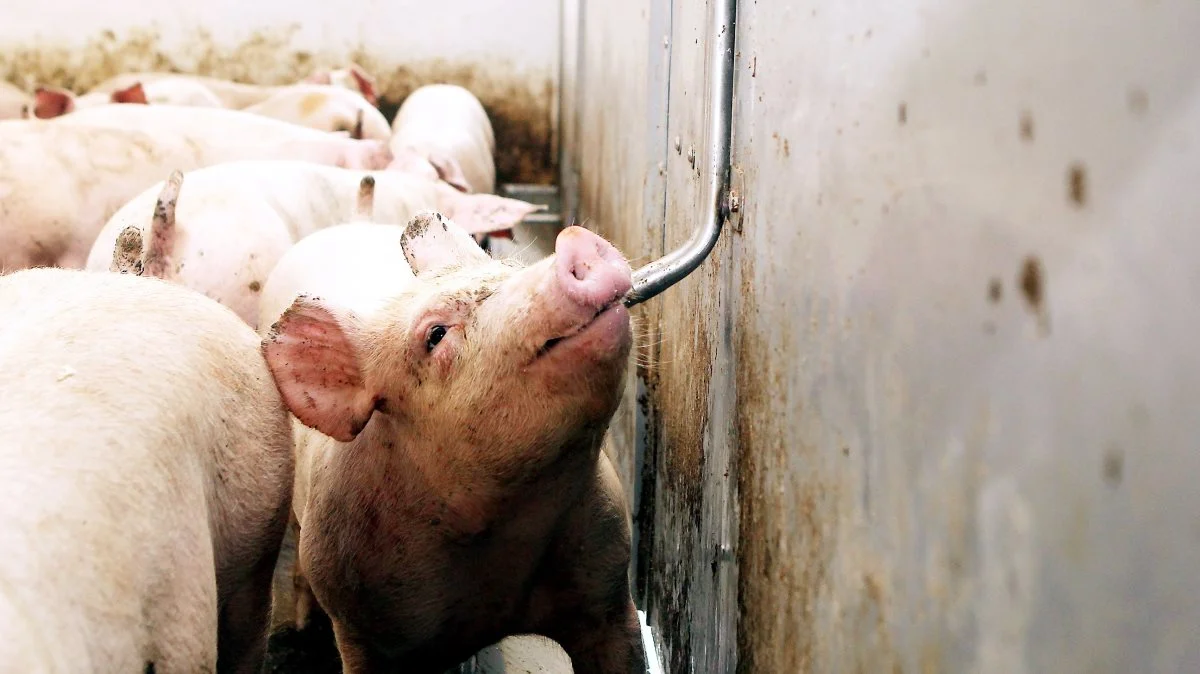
{"left": 438, "top": 188, "right": 545, "bottom": 236}
{"left": 427, "top": 153, "right": 472, "bottom": 193}
{"left": 33, "top": 86, "right": 74, "bottom": 118}
{"left": 400, "top": 211, "right": 492, "bottom": 274}
{"left": 349, "top": 64, "right": 378, "bottom": 106}
{"left": 262, "top": 297, "right": 377, "bottom": 443}
{"left": 111, "top": 82, "right": 148, "bottom": 105}
{"left": 142, "top": 170, "right": 183, "bottom": 278}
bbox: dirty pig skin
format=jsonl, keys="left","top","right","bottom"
{"left": 0, "top": 267, "right": 294, "bottom": 674}
{"left": 261, "top": 212, "right": 646, "bottom": 673}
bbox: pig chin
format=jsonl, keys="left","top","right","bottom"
{"left": 532, "top": 302, "right": 632, "bottom": 366}
{"left": 524, "top": 267, "right": 633, "bottom": 368}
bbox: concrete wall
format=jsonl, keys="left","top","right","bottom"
{"left": 0, "top": 0, "right": 561, "bottom": 183}
{"left": 572, "top": 0, "right": 1200, "bottom": 672}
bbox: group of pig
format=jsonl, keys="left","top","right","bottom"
{"left": 0, "top": 64, "right": 644, "bottom": 674}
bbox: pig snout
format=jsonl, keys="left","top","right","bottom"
{"left": 553, "top": 226, "right": 632, "bottom": 310}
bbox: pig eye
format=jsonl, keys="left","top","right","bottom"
{"left": 425, "top": 325, "right": 448, "bottom": 352}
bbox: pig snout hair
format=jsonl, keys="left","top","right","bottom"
{"left": 110, "top": 226, "right": 145, "bottom": 275}
{"left": 354, "top": 175, "right": 376, "bottom": 221}
{"left": 142, "top": 170, "right": 185, "bottom": 278}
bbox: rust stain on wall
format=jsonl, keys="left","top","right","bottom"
{"left": 0, "top": 27, "right": 555, "bottom": 184}
{"left": 735, "top": 251, "right": 839, "bottom": 674}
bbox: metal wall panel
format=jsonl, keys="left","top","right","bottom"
{"left": 573, "top": 0, "right": 673, "bottom": 559}
{"left": 729, "top": 0, "right": 1200, "bottom": 671}
{"left": 578, "top": 0, "right": 1200, "bottom": 671}
{"left": 576, "top": 0, "right": 739, "bottom": 670}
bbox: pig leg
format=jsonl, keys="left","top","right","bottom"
{"left": 147, "top": 524, "right": 221, "bottom": 674}
{"left": 292, "top": 542, "right": 321, "bottom": 630}
{"left": 330, "top": 621, "right": 391, "bottom": 674}
{"left": 216, "top": 554, "right": 279, "bottom": 674}
{"left": 532, "top": 460, "right": 645, "bottom": 674}
{"left": 540, "top": 599, "right": 644, "bottom": 674}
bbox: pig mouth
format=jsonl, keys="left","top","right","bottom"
{"left": 534, "top": 299, "right": 624, "bottom": 359}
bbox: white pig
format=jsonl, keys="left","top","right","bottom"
{"left": 53, "top": 103, "right": 392, "bottom": 159}
{"left": 88, "top": 64, "right": 378, "bottom": 109}
{"left": 87, "top": 160, "right": 543, "bottom": 329}
{"left": 244, "top": 84, "right": 391, "bottom": 140}
{"left": 391, "top": 84, "right": 496, "bottom": 194}
{"left": 0, "top": 266, "right": 293, "bottom": 674}
{"left": 31, "top": 79, "right": 223, "bottom": 118}
{"left": 0, "top": 118, "right": 390, "bottom": 271}
{"left": 0, "top": 80, "right": 31, "bottom": 119}
{"left": 260, "top": 212, "right": 645, "bottom": 674}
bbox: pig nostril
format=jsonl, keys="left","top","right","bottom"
{"left": 572, "top": 264, "right": 585, "bottom": 281}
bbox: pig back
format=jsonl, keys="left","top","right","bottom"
{"left": 257, "top": 222, "right": 418, "bottom": 337}
{"left": 390, "top": 84, "right": 496, "bottom": 194}
{"left": 0, "top": 268, "right": 293, "bottom": 665}
{"left": 88, "top": 72, "right": 276, "bottom": 109}
{"left": 0, "top": 121, "right": 206, "bottom": 270}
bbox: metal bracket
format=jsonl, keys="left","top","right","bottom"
{"left": 623, "top": 0, "right": 738, "bottom": 308}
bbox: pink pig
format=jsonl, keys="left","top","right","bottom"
{"left": 0, "top": 114, "right": 389, "bottom": 272}
{"left": 261, "top": 212, "right": 645, "bottom": 673}
{"left": 0, "top": 267, "right": 293, "bottom": 673}
{"left": 244, "top": 84, "right": 391, "bottom": 140}
{"left": 390, "top": 84, "right": 496, "bottom": 194}
{"left": 53, "top": 103, "right": 394, "bottom": 170}
{"left": 30, "top": 79, "right": 223, "bottom": 118}
{"left": 87, "top": 63, "right": 377, "bottom": 109}
{"left": 88, "top": 160, "right": 541, "bottom": 330}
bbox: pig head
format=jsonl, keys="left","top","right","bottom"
{"left": 268, "top": 213, "right": 633, "bottom": 450}
{"left": 262, "top": 213, "right": 644, "bottom": 673}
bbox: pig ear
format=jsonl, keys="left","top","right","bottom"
{"left": 353, "top": 175, "right": 375, "bottom": 220}
{"left": 110, "top": 226, "right": 145, "bottom": 275}
{"left": 401, "top": 211, "right": 492, "bottom": 274}
{"left": 428, "top": 153, "right": 472, "bottom": 193}
{"left": 263, "top": 297, "right": 378, "bottom": 443}
{"left": 437, "top": 188, "right": 546, "bottom": 236}
{"left": 142, "top": 170, "right": 183, "bottom": 278}
{"left": 349, "top": 64, "right": 378, "bottom": 106}
{"left": 33, "top": 86, "right": 74, "bottom": 118}
{"left": 111, "top": 82, "right": 148, "bottom": 105}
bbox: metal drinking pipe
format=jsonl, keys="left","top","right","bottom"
{"left": 622, "top": 0, "right": 737, "bottom": 308}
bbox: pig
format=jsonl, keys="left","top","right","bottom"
{"left": 0, "top": 266, "right": 294, "bottom": 673}
{"left": 260, "top": 211, "right": 645, "bottom": 673}
{"left": 54, "top": 103, "right": 392, "bottom": 162}
{"left": 0, "top": 118, "right": 390, "bottom": 271}
{"left": 0, "top": 80, "right": 31, "bottom": 119}
{"left": 86, "top": 159, "right": 543, "bottom": 329}
{"left": 391, "top": 83, "right": 496, "bottom": 194}
{"left": 31, "top": 78, "right": 223, "bottom": 118}
{"left": 243, "top": 84, "right": 392, "bottom": 140}
{"left": 88, "top": 63, "right": 378, "bottom": 109}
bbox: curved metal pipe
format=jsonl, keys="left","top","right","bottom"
{"left": 623, "top": 0, "right": 737, "bottom": 308}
